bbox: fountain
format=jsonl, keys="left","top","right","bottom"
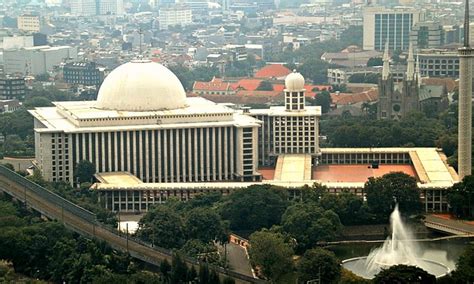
{"left": 342, "top": 205, "right": 450, "bottom": 279}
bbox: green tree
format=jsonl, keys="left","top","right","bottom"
{"left": 367, "top": 57, "right": 383, "bottom": 67}
{"left": 365, "top": 172, "right": 421, "bottom": 220}
{"left": 281, "top": 203, "right": 342, "bottom": 251}
{"left": 184, "top": 207, "right": 226, "bottom": 243}
{"left": 297, "top": 248, "right": 341, "bottom": 284}
{"left": 314, "top": 90, "right": 332, "bottom": 113}
{"left": 298, "top": 58, "right": 331, "bottom": 84}
{"left": 220, "top": 184, "right": 288, "bottom": 231}
{"left": 373, "top": 265, "right": 436, "bottom": 284}
{"left": 256, "top": 80, "right": 274, "bottom": 91}
{"left": 450, "top": 244, "right": 474, "bottom": 282}
{"left": 248, "top": 230, "right": 294, "bottom": 281}
{"left": 320, "top": 192, "right": 373, "bottom": 225}
{"left": 74, "top": 160, "right": 96, "bottom": 183}
{"left": 136, "top": 206, "right": 186, "bottom": 249}
{"left": 447, "top": 175, "right": 474, "bottom": 218}
{"left": 170, "top": 253, "right": 188, "bottom": 283}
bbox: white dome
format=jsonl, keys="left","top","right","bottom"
{"left": 96, "top": 60, "right": 187, "bottom": 111}
{"left": 285, "top": 71, "right": 305, "bottom": 91}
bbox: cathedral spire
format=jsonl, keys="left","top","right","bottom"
{"left": 415, "top": 53, "right": 421, "bottom": 86}
{"left": 382, "top": 41, "right": 390, "bottom": 80}
{"left": 464, "top": 0, "right": 470, "bottom": 47}
{"left": 406, "top": 42, "right": 415, "bottom": 81}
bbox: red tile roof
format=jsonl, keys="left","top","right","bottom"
{"left": 255, "top": 64, "right": 292, "bottom": 79}
{"left": 193, "top": 77, "right": 232, "bottom": 92}
{"left": 231, "top": 79, "right": 263, "bottom": 91}
{"left": 330, "top": 88, "right": 378, "bottom": 105}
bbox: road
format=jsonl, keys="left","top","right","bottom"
{"left": 0, "top": 169, "right": 263, "bottom": 284}
{"left": 219, "top": 242, "right": 254, "bottom": 278}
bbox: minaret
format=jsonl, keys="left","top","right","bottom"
{"left": 406, "top": 42, "right": 415, "bottom": 81}
{"left": 284, "top": 70, "right": 306, "bottom": 112}
{"left": 382, "top": 42, "right": 390, "bottom": 80}
{"left": 458, "top": 0, "right": 473, "bottom": 179}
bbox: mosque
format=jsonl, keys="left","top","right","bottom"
{"left": 29, "top": 58, "right": 458, "bottom": 214}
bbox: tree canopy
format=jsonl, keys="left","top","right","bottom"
{"left": 297, "top": 247, "right": 341, "bottom": 284}
{"left": 373, "top": 265, "right": 436, "bottom": 284}
{"left": 447, "top": 175, "right": 474, "bottom": 219}
{"left": 219, "top": 185, "right": 289, "bottom": 231}
{"left": 365, "top": 172, "right": 421, "bottom": 220}
{"left": 248, "top": 230, "right": 294, "bottom": 281}
{"left": 281, "top": 202, "right": 342, "bottom": 251}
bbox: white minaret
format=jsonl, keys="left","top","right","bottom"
{"left": 458, "top": 0, "right": 473, "bottom": 179}
{"left": 406, "top": 42, "right": 415, "bottom": 81}
{"left": 382, "top": 42, "right": 390, "bottom": 80}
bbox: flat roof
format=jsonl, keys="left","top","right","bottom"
{"left": 313, "top": 164, "right": 417, "bottom": 183}
{"left": 92, "top": 147, "right": 458, "bottom": 191}
{"left": 29, "top": 97, "right": 260, "bottom": 133}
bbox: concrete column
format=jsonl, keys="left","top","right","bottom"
{"left": 194, "top": 128, "right": 198, "bottom": 181}
{"left": 114, "top": 132, "right": 118, "bottom": 171}
{"left": 187, "top": 128, "right": 192, "bottom": 182}
{"left": 138, "top": 130, "right": 143, "bottom": 180}
{"left": 120, "top": 132, "right": 125, "bottom": 171}
{"left": 212, "top": 127, "right": 217, "bottom": 180}
{"left": 132, "top": 131, "right": 137, "bottom": 176}
{"left": 95, "top": 133, "right": 99, "bottom": 172}
{"left": 206, "top": 128, "right": 210, "bottom": 180}
{"left": 170, "top": 129, "right": 175, "bottom": 182}
{"left": 175, "top": 129, "right": 181, "bottom": 182}
{"left": 145, "top": 131, "right": 150, "bottom": 182}
{"left": 151, "top": 130, "right": 156, "bottom": 182}
{"left": 224, "top": 127, "right": 228, "bottom": 179}
{"left": 218, "top": 127, "right": 222, "bottom": 180}
{"left": 164, "top": 130, "right": 169, "bottom": 181}
{"left": 458, "top": 48, "right": 473, "bottom": 179}
{"left": 158, "top": 130, "right": 163, "bottom": 182}
{"left": 126, "top": 131, "right": 131, "bottom": 172}
{"left": 200, "top": 128, "right": 204, "bottom": 181}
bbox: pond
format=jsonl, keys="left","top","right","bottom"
{"left": 327, "top": 236, "right": 474, "bottom": 273}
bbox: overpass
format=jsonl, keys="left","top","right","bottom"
{"left": 0, "top": 166, "right": 263, "bottom": 284}
{"left": 424, "top": 215, "right": 474, "bottom": 236}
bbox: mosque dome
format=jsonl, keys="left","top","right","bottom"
{"left": 95, "top": 59, "right": 187, "bottom": 111}
{"left": 285, "top": 71, "right": 305, "bottom": 91}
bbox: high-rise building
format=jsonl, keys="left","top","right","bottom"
{"left": 3, "top": 46, "right": 78, "bottom": 76}
{"left": 63, "top": 62, "right": 104, "bottom": 86}
{"left": 98, "top": 0, "right": 124, "bottom": 15}
{"left": 17, "top": 14, "right": 42, "bottom": 33}
{"left": 0, "top": 76, "right": 26, "bottom": 99}
{"left": 410, "top": 22, "right": 444, "bottom": 49}
{"left": 363, "top": 6, "right": 424, "bottom": 51}
{"left": 159, "top": 4, "right": 192, "bottom": 30}
{"left": 70, "top": 0, "right": 96, "bottom": 15}
{"left": 70, "top": 0, "right": 123, "bottom": 16}
{"left": 457, "top": 0, "right": 473, "bottom": 179}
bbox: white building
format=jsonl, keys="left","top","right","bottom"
{"left": 17, "top": 14, "right": 42, "bottom": 33}
{"left": 363, "top": 6, "right": 424, "bottom": 51}
{"left": 3, "top": 46, "right": 78, "bottom": 75}
{"left": 70, "top": 0, "right": 97, "bottom": 16}
{"left": 1, "top": 36, "right": 34, "bottom": 50}
{"left": 98, "top": 0, "right": 125, "bottom": 15}
{"left": 250, "top": 72, "right": 321, "bottom": 166}
{"left": 159, "top": 5, "right": 193, "bottom": 30}
{"left": 29, "top": 60, "right": 261, "bottom": 183}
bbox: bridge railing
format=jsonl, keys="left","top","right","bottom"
{"left": 0, "top": 165, "right": 263, "bottom": 283}
{"left": 0, "top": 166, "right": 96, "bottom": 222}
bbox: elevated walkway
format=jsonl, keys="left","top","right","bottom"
{"left": 0, "top": 166, "right": 261, "bottom": 284}
{"left": 274, "top": 154, "right": 312, "bottom": 181}
{"left": 424, "top": 214, "right": 474, "bottom": 236}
